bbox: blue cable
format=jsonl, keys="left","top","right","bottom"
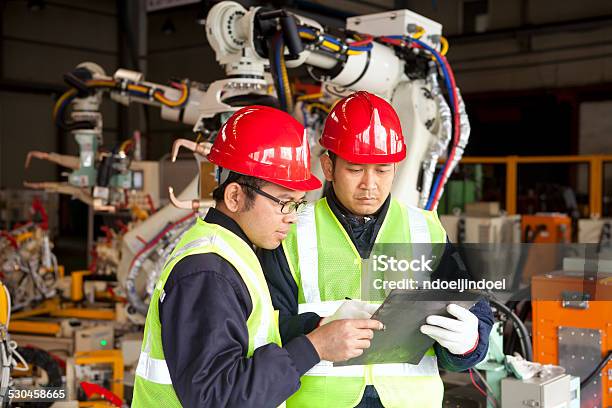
{"left": 409, "top": 38, "right": 457, "bottom": 209}
{"left": 323, "top": 35, "right": 341, "bottom": 45}
{"left": 413, "top": 38, "right": 455, "bottom": 110}
{"left": 128, "top": 90, "right": 150, "bottom": 98}
{"left": 348, "top": 44, "right": 373, "bottom": 52}
{"left": 301, "top": 104, "right": 308, "bottom": 129}
{"left": 387, "top": 35, "right": 455, "bottom": 210}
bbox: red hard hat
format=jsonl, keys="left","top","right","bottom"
{"left": 320, "top": 91, "right": 406, "bottom": 164}
{"left": 207, "top": 105, "right": 322, "bottom": 191}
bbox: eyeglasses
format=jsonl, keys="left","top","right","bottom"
{"left": 238, "top": 183, "right": 307, "bottom": 214}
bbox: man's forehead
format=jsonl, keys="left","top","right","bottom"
{"left": 264, "top": 183, "right": 305, "bottom": 199}
{"left": 345, "top": 161, "right": 393, "bottom": 166}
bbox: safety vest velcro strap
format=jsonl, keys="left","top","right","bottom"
{"left": 304, "top": 356, "right": 439, "bottom": 377}
{"left": 136, "top": 351, "right": 173, "bottom": 385}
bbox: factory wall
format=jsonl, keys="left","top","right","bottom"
{"left": 0, "top": 0, "right": 119, "bottom": 189}
{"left": 145, "top": 6, "right": 224, "bottom": 160}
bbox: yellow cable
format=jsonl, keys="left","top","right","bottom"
{"left": 119, "top": 140, "right": 132, "bottom": 153}
{"left": 86, "top": 80, "right": 116, "bottom": 88}
{"left": 279, "top": 47, "right": 293, "bottom": 112}
{"left": 127, "top": 84, "right": 150, "bottom": 93}
{"left": 52, "top": 88, "right": 77, "bottom": 120}
{"left": 153, "top": 83, "right": 188, "bottom": 107}
{"left": 299, "top": 32, "right": 316, "bottom": 40}
{"left": 297, "top": 93, "right": 323, "bottom": 101}
{"left": 15, "top": 232, "right": 33, "bottom": 244}
{"left": 439, "top": 36, "right": 449, "bottom": 56}
{"left": 412, "top": 26, "right": 425, "bottom": 39}
{"left": 307, "top": 103, "right": 331, "bottom": 113}
{"left": 322, "top": 40, "right": 340, "bottom": 52}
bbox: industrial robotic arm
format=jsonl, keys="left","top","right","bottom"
{"left": 25, "top": 60, "right": 272, "bottom": 212}
{"left": 204, "top": 1, "right": 470, "bottom": 210}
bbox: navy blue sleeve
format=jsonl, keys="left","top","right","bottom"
{"left": 258, "top": 247, "right": 320, "bottom": 343}
{"left": 159, "top": 254, "right": 320, "bottom": 408}
{"left": 435, "top": 298, "right": 494, "bottom": 371}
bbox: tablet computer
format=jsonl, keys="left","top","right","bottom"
{"left": 335, "top": 289, "right": 483, "bottom": 366}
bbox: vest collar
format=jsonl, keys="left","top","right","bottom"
{"left": 324, "top": 187, "right": 391, "bottom": 258}
{"left": 204, "top": 207, "right": 254, "bottom": 249}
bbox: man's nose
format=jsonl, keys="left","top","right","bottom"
{"left": 283, "top": 211, "right": 298, "bottom": 224}
{"left": 360, "top": 170, "right": 377, "bottom": 191}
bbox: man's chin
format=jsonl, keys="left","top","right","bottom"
{"left": 350, "top": 202, "right": 381, "bottom": 215}
{"left": 258, "top": 240, "right": 282, "bottom": 250}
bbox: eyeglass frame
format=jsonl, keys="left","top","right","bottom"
{"left": 237, "top": 183, "right": 307, "bottom": 214}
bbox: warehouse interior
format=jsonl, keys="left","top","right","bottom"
{"left": 0, "top": 0, "right": 611, "bottom": 406}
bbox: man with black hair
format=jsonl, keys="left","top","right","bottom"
{"left": 259, "top": 92, "right": 494, "bottom": 408}
{"left": 133, "top": 106, "right": 383, "bottom": 407}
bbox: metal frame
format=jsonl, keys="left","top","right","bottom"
{"left": 456, "top": 155, "right": 612, "bottom": 217}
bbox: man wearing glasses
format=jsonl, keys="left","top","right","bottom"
{"left": 259, "top": 92, "right": 494, "bottom": 408}
{"left": 133, "top": 106, "right": 383, "bottom": 407}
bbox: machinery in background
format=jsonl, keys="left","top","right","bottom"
{"left": 0, "top": 282, "right": 29, "bottom": 407}
{"left": 15, "top": 4, "right": 477, "bottom": 403}
{"left": 439, "top": 203, "right": 523, "bottom": 292}
{"left": 444, "top": 294, "right": 581, "bottom": 408}
{"left": 519, "top": 213, "right": 572, "bottom": 286}
{"left": 24, "top": 59, "right": 258, "bottom": 213}
{"left": 522, "top": 213, "right": 572, "bottom": 244}
{"left": 578, "top": 218, "right": 611, "bottom": 248}
{"left": 25, "top": 0, "right": 471, "bottom": 322}
{"left": 204, "top": 0, "right": 470, "bottom": 210}
{"left": 25, "top": 150, "right": 162, "bottom": 214}
{"left": 532, "top": 269, "right": 612, "bottom": 408}
{"left": 0, "top": 199, "right": 60, "bottom": 312}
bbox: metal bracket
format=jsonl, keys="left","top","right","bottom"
{"left": 561, "top": 291, "right": 590, "bottom": 309}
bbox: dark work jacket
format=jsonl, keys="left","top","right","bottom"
{"left": 257, "top": 189, "right": 494, "bottom": 373}
{"left": 159, "top": 208, "right": 320, "bottom": 408}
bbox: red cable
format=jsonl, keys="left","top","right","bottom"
{"left": 429, "top": 54, "right": 460, "bottom": 208}
{"left": 31, "top": 197, "right": 49, "bottom": 230}
{"left": 469, "top": 369, "right": 498, "bottom": 408}
{"left": 127, "top": 212, "right": 195, "bottom": 274}
{"left": 350, "top": 33, "right": 373, "bottom": 47}
{"left": 0, "top": 231, "right": 17, "bottom": 249}
{"left": 146, "top": 194, "right": 157, "bottom": 213}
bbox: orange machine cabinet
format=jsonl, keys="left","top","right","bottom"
{"left": 532, "top": 271, "right": 612, "bottom": 408}
{"left": 522, "top": 213, "right": 571, "bottom": 243}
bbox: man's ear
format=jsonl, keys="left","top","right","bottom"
{"left": 320, "top": 154, "right": 334, "bottom": 182}
{"left": 223, "top": 182, "right": 244, "bottom": 213}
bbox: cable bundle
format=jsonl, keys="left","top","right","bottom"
{"left": 53, "top": 77, "right": 189, "bottom": 130}
{"left": 378, "top": 34, "right": 457, "bottom": 210}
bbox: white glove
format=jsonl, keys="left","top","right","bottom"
{"left": 320, "top": 300, "right": 379, "bottom": 325}
{"left": 420, "top": 304, "right": 479, "bottom": 355}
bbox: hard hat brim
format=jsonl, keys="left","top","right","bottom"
{"left": 259, "top": 174, "right": 322, "bottom": 192}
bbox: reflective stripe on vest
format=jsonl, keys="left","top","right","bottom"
{"left": 296, "top": 204, "right": 321, "bottom": 304}
{"left": 297, "top": 300, "right": 438, "bottom": 378}
{"left": 295, "top": 201, "right": 441, "bottom": 379}
{"left": 296, "top": 203, "right": 432, "bottom": 303}
{"left": 133, "top": 219, "right": 285, "bottom": 408}
{"left": 136, "top": 351, "right": 172, "bottom": 384}
{"left": 161, "top": 235, "right": 272, "bottom": 349}
{"left": 286, "top": 199, "right": 446, "bottom": 408}
{"left": 302, "top": 356, "right": 439, "bottom": 377}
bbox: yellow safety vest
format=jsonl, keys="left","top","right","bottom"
{"left": 132, "top": 216, "right": 283, "bottom": 407}
{"left": 282, "top": 198, "right": 447, "bottom": 408}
